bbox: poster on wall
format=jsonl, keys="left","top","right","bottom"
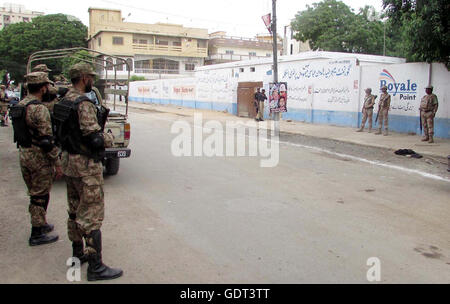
{"left": 269, "top": 82, "right": 288, "bottom": 113}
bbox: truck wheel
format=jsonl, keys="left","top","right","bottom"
{"left": 105, "top": 158, "right": 120, "bottom": 175}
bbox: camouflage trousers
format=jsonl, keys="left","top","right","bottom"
{"left": 20, "top": 156, "right": 54, "bottom": 227}
{"left": 361, "top": 108, "right": 374, "bottom": 130}
{"left": 65, "top": 175, "right": 104, "bottom": 243}
{"left": 421, "top": 111, "right": 435, "bottom": 136}
{"left": 378, "top": 109, "right": 389, "bottom": 130}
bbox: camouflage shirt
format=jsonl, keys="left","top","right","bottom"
{"left": 61, "top": 88, "right": 114, "bottom": 177}
{"left": 379, "top": 93, "right": 391, "bottom": 110}
{"left": 18, "top": 95, "right": 61, "bottom": 166}
{"left": 363, "top": 94, "right": 376, "bottom": 109}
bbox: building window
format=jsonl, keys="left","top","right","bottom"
{"left": 106, "top": 57, "right": 114, "bottom": 71}
{"left": 249, "top": 52, "right": 256, "bottom": 57}
{"left": 126, "top": 58, "right": 133, "bottom": 71}
{"left": 116, "top": 60, "right": 124, "bottom": 71}
{"left": 185, "top": 63, "right": 195, "bottom": 71}
{"left": 250, "top": 67, "right": 256, "bottom": 72}
{"left": 266, "top": 53, "right": 272, "bottom": 57}
{"left": 225, "top": 50, "right": 234, "bottom": 55}
{"left": 23, "top": 17, "right": 29, "bottom": 22}
{"left": 156, "top": 39, "right": 168, "bottom": 46}
{"left": 153, "top": 58, "right": 179, "bottom": 73}
{"left": 239, "top": 68, "right": 244, "bottom": 73}
{"left": 112, "top": 37, "right": 124, "bottom": 45}
{"left": 98, "top": 37, "right": 101, "bottom": 47}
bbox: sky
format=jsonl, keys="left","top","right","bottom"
{"left": 16, "top": 0, "right": 385, "bottom": 37}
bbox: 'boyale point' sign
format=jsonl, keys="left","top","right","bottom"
{"left": 380, "top": 69, "right": 418, "bottom": 100}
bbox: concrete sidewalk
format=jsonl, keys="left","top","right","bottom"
{"left": 109, "top": 100, "right": 450, "bottom": 161}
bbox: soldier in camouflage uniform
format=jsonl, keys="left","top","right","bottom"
{"left": 0, "top": 85, "right": 9, "bottom": 126}
{"left": 32, "top": 64, "right": 58, "bottom": 114}
{"left": 420, "top": 85, "right": 439, "bottom": 143}
{"left": 375, "top": 86, "right": 391, "bottom": 136}
{"left": 59, "top": 63, "right": 122, "bottom": 281}
{"left": 357, "top": 88, "right": 376, "bottom": 133}
{"left": 17, "top": 72, "right": 62, "bottom": 246}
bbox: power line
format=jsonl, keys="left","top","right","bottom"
{"left": 100, "top": 0, "right": 259, "bottom": 28}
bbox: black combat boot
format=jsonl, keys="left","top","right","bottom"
{"left": 72, "top": 242, "right": 88, "bottom": 265}
{"left": 41, "top": 195, "right": 54, "bottom": 233}
{"left": 86, "top": 230, "right": 123, "bottom": 281}
{"left": 29, "top": 226, "right": 59, "bottom": 246}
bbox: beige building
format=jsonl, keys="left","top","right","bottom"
{"left": 0, "top": 3, "right": 44, "bottom": 30}
{"left": 283, "top": 24, "right": 311, "bottom": 56}
{"left": 206, "top": 31, "right": 283, "bottom": 66}
{"left": 88, "top": 8, "right": 209, "bottom": 80}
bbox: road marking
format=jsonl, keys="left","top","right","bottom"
{"left": 132, "top": 111, "right": 450, "bottom": 183}
{"left": 278, "top": 140, "right": 449, "bottom": 183}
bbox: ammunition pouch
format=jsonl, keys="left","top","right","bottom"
{"left": 86, "top": 133, "right": 104, "bottom": 150}
{"left": 38, "top": 136, "right": 55, "bottom": 153}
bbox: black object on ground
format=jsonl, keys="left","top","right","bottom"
{"left": 395, "top": 149, "right": 423, "bottom": 159}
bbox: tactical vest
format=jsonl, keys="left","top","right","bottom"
{"left": 53, "top": 96, "right": 109, "bottom": 160}
{"left": 9, "top": 100, "right": 42, "bottom": 148}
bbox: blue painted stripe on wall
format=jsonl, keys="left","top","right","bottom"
{"left": 129, "top": 97, "right": 238, "bottom": 115}
{"left": 128, "top": 97, "right": 449, "bottom": 138}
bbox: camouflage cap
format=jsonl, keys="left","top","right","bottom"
{"left": 25, "top": 72, "right": 54, "bottom": 85}
{"left": 69, "top": 62, "right": 97, "bottom": 79}
{"left": 381, "top": 85, "right": 387, "bottom": 90}
{"left": 32, "top": 64, "right": 52, "bottom": 73}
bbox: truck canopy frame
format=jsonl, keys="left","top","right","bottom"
{"left": 27, "top": 47, "right": 129, "bottom": 115}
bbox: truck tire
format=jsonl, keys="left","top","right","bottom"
{"left": 105, "top": 158, "right": 120, "bottom": 175}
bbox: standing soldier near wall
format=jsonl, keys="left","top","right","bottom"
{"left": 357, "top": 88, "right": 376, "bottom": 133}
{"left": 55, "top": 63, "right": 122, "bottom": 281}
{"left": 10, "top": 72, "right": 62, "bottom": 246}
{"left": 375, "top": 86, "right": 391, "bottom": 136}
{"left": 420, "top": 85, "right": 439, "bottom": 143}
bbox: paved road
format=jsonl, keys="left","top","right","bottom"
{"left": 0, "top": 108, "right": 449, "bottom": 283}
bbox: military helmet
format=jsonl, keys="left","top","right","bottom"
{"left": 69, "top": 62, "right": 97, "bottom": 79}
{"left": 25, "top": 72, "right": 54, "bottom": 85}
{"left": 32, "top": 64, "right": 52, "bottom": 73}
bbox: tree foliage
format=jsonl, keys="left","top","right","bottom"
{"left": 383, "top": 0, "right": 449, "bottom": 67}
{"left": 290, "top": 0, "right": 449, "bottom": 66}
{"left": 291, "top": 0, "right": 385, "bottom": 54}
{"left": 0, "top": 14, "right": 87, "bottom": 82}
{"left": 61, "top": 50, "right": 96, "bottom": 80}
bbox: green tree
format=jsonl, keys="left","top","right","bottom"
{"left": 291, "top": 0, "right": 355, "bottom": 52}
{"left": 383, "top": 0, "right": 450, "bottom": 67}
{"left": 0, "top": 14, "right": 87, "bottom": 82}
{"left": 291, "top": 0, "right": 386, "bottom": 54}
{"left": 61, "top": 50, "right": 96, "bottom": 80}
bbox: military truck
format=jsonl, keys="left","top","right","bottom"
{"left": 26, "top": 48, "right": 131, "bottom": 175}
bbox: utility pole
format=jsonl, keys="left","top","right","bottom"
{"left": 272, "top": 0, "right": 279, "bottom": 122}
{"left": 272, "top": 0, "right": 278, "bottom": 83}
